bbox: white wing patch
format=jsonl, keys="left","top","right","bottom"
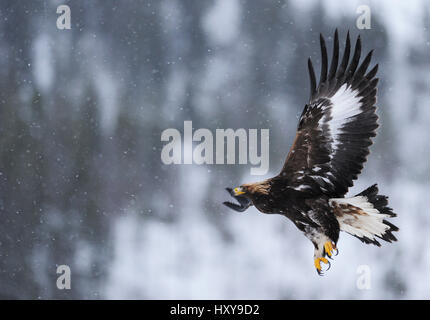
{"left": 330, "top": 196, "right": 391, "bottom": 240}
{"left": 293, "top": 184, "right": 312, "bottom": 191}
{"left": 320, "top": 84, "right": 363, "bottom": 155}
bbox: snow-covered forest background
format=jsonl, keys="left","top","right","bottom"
{"left": 0, "top": 0, "right": 429, "bottom": 299}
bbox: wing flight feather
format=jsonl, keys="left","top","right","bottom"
{"left": 280, "top": 30, "right": 379, "bottom": 197}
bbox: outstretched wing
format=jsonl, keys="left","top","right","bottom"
{"left": 279, "top": 30, "right": 379, "bottom": 197}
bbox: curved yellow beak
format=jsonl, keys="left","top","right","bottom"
{"left": 234, "top": 187, "right": 245, "bottom": 196}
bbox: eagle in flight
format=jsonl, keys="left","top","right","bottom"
{"left": 223, "top": 30, "right": 398, "bottom": 275}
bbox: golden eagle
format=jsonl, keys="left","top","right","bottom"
{"left": 224, "top": 30, "right": 398, "bottom": 275}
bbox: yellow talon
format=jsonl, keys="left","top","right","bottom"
{"left": 324, "top": 241, "right": 336, "bottom": 257}
{"left": 314, "top": 257, "right": 329, "bottom": 271}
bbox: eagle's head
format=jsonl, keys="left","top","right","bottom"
{"left": 223, "top": 181, "right": 270, "bottom": 212}
{"left": 235, "top": 182, "right": 270, "bottom": 197}
{"left": 223, "top": 187, "right": 252, "bottom": 212}
{"left": 232, "top": 186, "right": 246, "bottom": 196}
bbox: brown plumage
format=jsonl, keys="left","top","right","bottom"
{"left": 223, "top": 30, "right": 398, "bottom": 275}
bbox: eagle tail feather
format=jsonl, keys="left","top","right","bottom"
{"left": 330, "top": 184, "right": 398, "bottom": 246}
